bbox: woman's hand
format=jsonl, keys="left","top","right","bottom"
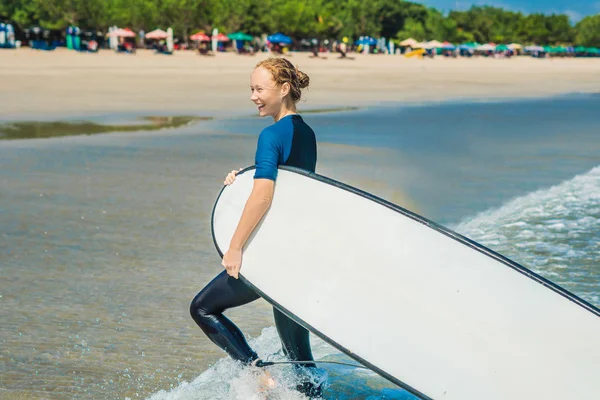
{"left": 222, "top": 247, "right": 242, "bottom": 279}
{"left": 224, "top": 168, "right": 243, "bottom": 186}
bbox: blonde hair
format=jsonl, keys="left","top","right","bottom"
{"left": 255, "top": 57, "right": 310, "bottom": 103}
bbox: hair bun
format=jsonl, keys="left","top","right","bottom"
{"left": 296, "top": 69, "right": 310, "bottom": 89}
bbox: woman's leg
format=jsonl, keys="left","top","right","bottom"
{"left": 274, "top": 308, "right": 323, "bottom": 397}
{"left": 190, "top": 270, "right": 261, "bottom": 364}
{"left": 273, "top": 307, "right": 316, "bottom": 368}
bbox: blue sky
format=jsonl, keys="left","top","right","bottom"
{"left": 417, "top": 1, "right": 600, "bottom": 22}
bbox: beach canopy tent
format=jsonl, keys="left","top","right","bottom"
{"left": 107, "top": 28, "right": 136, "bottom": 37}
{"left": 145, "top": 29, "right": 168, "bottom": 39}
{"left": 228, "top": 32, "right": 253, "bottom": 41}
{"left": 355, "top": 36, "right": 377, "bottom": 46}
{"left": 268, "top": 32, "right": 292, "bottom": 45}
{"left": 190, "top": 32, "right": 210, "bottom": 41}
{"left": 399, "top": 37, "right": 418, "bottom": 47}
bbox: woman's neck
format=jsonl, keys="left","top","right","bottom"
{"left": 273, "top": 104, "right": 297, "bottom": 122}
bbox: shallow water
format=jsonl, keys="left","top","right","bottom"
{"left": 1, "top": 95, "right": 598, "bottom": 399}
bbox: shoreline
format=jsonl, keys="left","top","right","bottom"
{"left": 0, "top": 87, "right": 598, "bottom": 122}
{"left": 0, "top": 90, "right": 596, "bottom": 123}
{"left": 0, "top": 91, "right": 597, "bottom": 144}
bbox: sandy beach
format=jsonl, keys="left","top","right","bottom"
{"left": 0, "top": 48, "right": 599, "bottom": 119}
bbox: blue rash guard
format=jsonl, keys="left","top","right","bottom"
{"left": 254, "top": 114, "right": 317, "bottom": 180}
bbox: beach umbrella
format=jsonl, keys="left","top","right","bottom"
{"left": 228, "top": 32, "right": 253, "bottom": 41}
{"left": 190, "top": 31, "right": 210, "bottom": 41}
{"left": 508, "top": 43, "right": 522, "bottom": 50}
{"left": 574, "top": 46, "right": 587, "bottom": 53}
{"left": 496, "top": 44, "right": 510, "bottom": 51}
{"left": 107, "top": 28, "right": 136, "bottom": 38}
{"left": 213, "top": 33, "right": 229, "bottom": 42}
{"left": 267, "top": 32, "right": 292, "bottom": 45}
{"left": 461, "top": 42, "right": 480, "bottom": 48}
{"left": 145, "top": 29, "right": 168, "bottom": 40}
{"left": 553, "top": 46, "right": 567, "bottom": 53}
{"left": 587, "top": 47, "right": 599, "bottom": 54}
{"left": 355, "top": 36, "right": 377, "bottom": 46}
{"left": 425, "top": 40, "right": 443, "bottom": 48}
{"left": 524, "top": 45, "right": 544, "bottom": 52}
{"left": 441, "top": 42, "right": 456, "bottom": 50}
{"left": 400, "top": 38, "right": 418, "bottom": 47}
{"left": 476, "top": 43, "right": 495, "bottom": 51}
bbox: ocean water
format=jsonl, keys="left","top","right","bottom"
{"left": 1, "top": 94, "right": 598, "bottom": 399}
{"left": 212, "top": 94, "right": 600, "bottom": 226}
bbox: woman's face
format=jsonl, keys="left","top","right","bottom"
{"left": 250, "top": 67, "right": 289, "bottom": 118}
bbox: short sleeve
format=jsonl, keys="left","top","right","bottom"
{"left": 254, "top": 128, "right": 281, "bottom": 181}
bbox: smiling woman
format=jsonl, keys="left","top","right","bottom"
{"left": 189, "top": 57, "right": 321, "bottom": 397}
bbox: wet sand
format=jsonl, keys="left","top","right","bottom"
{"left": 0, "top": 48, "right": 599, "bottom": 119}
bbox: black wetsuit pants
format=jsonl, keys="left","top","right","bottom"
{"left": 190, "top": 270, "right": 315, "bottom": 368}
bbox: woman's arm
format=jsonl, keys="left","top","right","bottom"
{"left": 222, "top": 178, "right": 275, "bottom": 279}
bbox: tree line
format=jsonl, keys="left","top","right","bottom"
{"left": 1, "top": 0, "right": 599, "bottom": 47}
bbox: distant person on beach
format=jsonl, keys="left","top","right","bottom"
{"left": 190, "top": 57, "right": 321, "bottom": 397}
{"left": 338, "top": 40, "right": 347, "bottom": 58}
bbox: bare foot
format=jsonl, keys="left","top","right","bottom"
{"left": 257, "top": 370, "right": 277, "bottom": 390}
{"left": 249, "top": 364, "right": 277, "bottom": 395}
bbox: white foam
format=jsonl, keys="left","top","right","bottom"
{"left": 143, "top": 326, "right": 415, "bottom": 400}
{"left": 454, "top": 165, "right": 600, "bottom": 306}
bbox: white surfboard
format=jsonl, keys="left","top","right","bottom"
{"left": 211, "top": 166, "right": 600, "bottom": 400}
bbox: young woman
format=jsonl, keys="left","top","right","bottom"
{"left": 190, "top": 57, "right": 320, "bottom": 396}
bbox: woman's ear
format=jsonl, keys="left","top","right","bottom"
{"left": 281, "top": 82, "right": 290, "bottom": 98}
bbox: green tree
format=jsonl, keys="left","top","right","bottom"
{"left": 0, "top": 0, "right": 592, "bottom": 47}
{"left": 424, "top": 8, "right": 457, "bottom": 41}
{"left": 0, "top": 0, "right": 39, "bottom": 27}
{"left": 32, "top": 0, "right": 108, "bottom": 29}
{"left": 396, "top": 18, "right": 426, "bottom": 41}
{"left": 545, "top": 14, "right": 574, "bottom": 44}
{"left": 575, "top": 14, "right": 600, "bottom": 47}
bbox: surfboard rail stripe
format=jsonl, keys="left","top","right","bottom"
{"left": 210, "top": 165, "right": 600, "bottom": 399}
